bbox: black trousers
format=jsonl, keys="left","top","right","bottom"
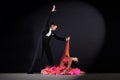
{"left": 41, "top": 38, "right": 54, "bottom": 66}
{"left": 28, "top": 37, "right": 54, "bottom": 73}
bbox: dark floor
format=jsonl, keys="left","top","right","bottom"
{"left": 0, "top": 73, "right": 120, "bottom": 80}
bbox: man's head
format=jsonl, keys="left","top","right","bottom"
{"left": 50, "top": 22, "right": 58, "bottom": 31}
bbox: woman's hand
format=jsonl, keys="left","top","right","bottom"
{"left": 61, "top": 69, "right": 68, "bottom": 75}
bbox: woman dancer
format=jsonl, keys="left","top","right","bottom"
{"left": 41, "top": 38, "right": 85, "bottom": 75}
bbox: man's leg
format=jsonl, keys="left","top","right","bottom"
{"left": 28, "top": 40, "right": 43, "bottom": 73}
{"left": 39, "top": 43, "right": 45, "bottom": 62}
{"left": 45, "top": 45, "right": 54, "bottom": 66}
{"left": 28, "top": 53, "right": 38, "bottom": 73}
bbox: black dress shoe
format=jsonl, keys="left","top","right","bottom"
{"left": 27, "top": 71, "right": 34, "bottom": 74}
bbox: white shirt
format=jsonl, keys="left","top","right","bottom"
{"left": 46, "top": 28, "right": 52, "bottom": 37}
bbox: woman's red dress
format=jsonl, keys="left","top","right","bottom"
{"left": 41, "top": 41, "right": 81, "bottom": 75}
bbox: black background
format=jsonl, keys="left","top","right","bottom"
{"left": 1, "top": 0, "right": 120, "bottom": 73}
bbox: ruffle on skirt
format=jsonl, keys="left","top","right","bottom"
{"left": 41, "top": 65, "right": 81, "bottom": 75}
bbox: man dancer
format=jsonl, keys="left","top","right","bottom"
{"left": 28, "top": 5, "right": 70, "bottom": 73}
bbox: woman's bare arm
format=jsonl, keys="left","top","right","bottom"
{"left": 62, "top": 57, "right": 72, "bottom": 74}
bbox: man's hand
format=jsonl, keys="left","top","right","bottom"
{"left": 51, "top": 5, "right": 56, "bottom": 12}
{"left": 66, "top": 36, "right": 70, "bottom": 41}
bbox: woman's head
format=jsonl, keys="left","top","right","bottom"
{"left": 71, "top": 57, "right": 78, "bottom": 63}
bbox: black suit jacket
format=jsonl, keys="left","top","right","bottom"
{"left": 42, "top": 11, "right": 66, "bottom": 43}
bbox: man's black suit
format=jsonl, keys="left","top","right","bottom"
{"left": 28, "top": 11, "right": 66, "bottom": 73}
{"left": 41, "top": 11, "right": 66, "bottom": 66}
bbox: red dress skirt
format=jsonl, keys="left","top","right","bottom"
{"left": 41, "top": 56, "right": 81, "bottom": 75}
{"left": 41, "top": 41, "right": 81, "bottom": 75}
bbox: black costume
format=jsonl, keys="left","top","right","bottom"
{"left": 28, "top": 10, "right": 66, "bottom": 73}
{"left": 41, "top": 11, "right": 66, "bottom": 66}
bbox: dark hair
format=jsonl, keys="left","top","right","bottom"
{"left": 50, "top": 22, "right": 57, "bottom": 26}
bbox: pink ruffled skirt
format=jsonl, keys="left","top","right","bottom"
{"left": 41, "top": 65, "right": 81, "bottom": 75}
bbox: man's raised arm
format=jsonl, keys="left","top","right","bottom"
{"left": 45, "top": 5, "right": 56, "bottom": 29}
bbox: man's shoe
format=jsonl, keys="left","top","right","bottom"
{"left": 27, "top": 71, "right": 34, "bottom": 74}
